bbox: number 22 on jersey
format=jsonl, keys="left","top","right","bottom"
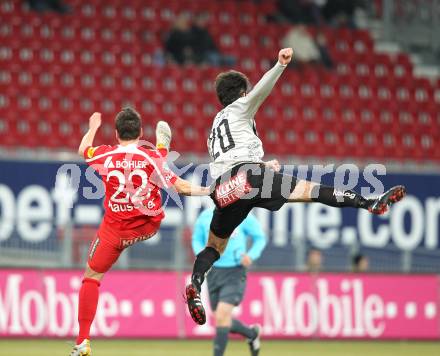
{"left": 107, "top": 168, "right": 152, "bottom": 206}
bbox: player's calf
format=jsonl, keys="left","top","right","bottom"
{"left": 290, "top": 181, "right": 406, "bottom": 215}
{"left": 309, "top": 184, "right": 372, "bottom": 209}
{"left": 191, "top": 246, "right": 221, "bottom": 292}
{"left": 186, "top": 245, "right": 220, "bottom": 325}
{"left": 191, "top": 232, "right": 226, "bottom": 292}
{"left": 310, "top": 184, "right": 407, "bottom": 214}
{"left": 77, "top": 278, "right": 100, "bottom": 345}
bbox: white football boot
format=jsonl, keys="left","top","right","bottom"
{"left": 69, "top": 339, "right": 91, "bottom": 356}
{"left": 155, "top": 120, "right": 172, "bottom": 151}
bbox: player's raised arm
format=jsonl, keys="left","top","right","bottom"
{"left": 78, "top": 112, "right": 102, "bottom": 156}
{"left": 172, "top": 176, "right": 211, "bottom": 196}
{"left": 240, "top": 48, "right": 293, "bottom": 115}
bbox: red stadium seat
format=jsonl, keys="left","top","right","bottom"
{"left": 0, "top": 1, "right": 437, "bottom": 161}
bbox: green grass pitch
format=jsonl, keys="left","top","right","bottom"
{"left": 0, "top": 339, "right": 439, "bottom": 356}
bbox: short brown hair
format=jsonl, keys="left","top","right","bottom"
{"left": 215, "top": 70, "right": 250, "bottom": 107}
{"left": 115, "top": 107, "right": 141, "bottom": 140}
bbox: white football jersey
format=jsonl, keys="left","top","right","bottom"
{"left": 208, "top": 62, "right": 287, "bottom": 178}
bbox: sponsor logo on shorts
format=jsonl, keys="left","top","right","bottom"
{"left": 89, "top": 237, "right": 100, "bottom": 260}
{"left": 215, "top": 171, "right": 252, "bottom": 208}
{"left": 120, "top": 231, "right": 157, "bottom": 248}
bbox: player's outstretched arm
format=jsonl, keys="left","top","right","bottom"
{"left": 172, "top": 177, "right": 211, "bottom": 196}
{"left": 78, "top": 112, "right": 102, "bottom": 156}
{"left": 242, "top": 48, "right": 293, "bottom": 115}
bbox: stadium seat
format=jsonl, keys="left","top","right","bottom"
{"left": 0, "top": 0, "right": 437, "bottom": 162}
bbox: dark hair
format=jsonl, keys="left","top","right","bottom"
{"left": 215, "top": 70, "right": 249, "bottom": 107}
{"left": 352, "top": 254, "right": 365, "bottom": 266}
{"left": 115, "top": 107, "right": 141, "bottom": 140}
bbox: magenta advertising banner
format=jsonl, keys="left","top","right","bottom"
{"left": 0, "top": 270, "right": 439, "bottom": 339}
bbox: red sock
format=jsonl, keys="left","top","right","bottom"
{"left": 77, "top": 278, "right": 100, "bottom": 344}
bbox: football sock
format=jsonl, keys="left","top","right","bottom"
{"left": 192, "top": 247, "right": 220, "bottom": 292}
{"left": 77, "top": 278, "right": 100, "bottom": 344}
{"left": 230, "top": 319, "right": 257, "bottom": 339}
{"left": 311, "top": 185, "right": 371, "bottom": 209}
{"left": 214, "top": 327, "right": 230, "bottom": 356}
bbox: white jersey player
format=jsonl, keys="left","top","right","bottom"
{"left": 185, "top": 48, "right": 406, "bottom": 328}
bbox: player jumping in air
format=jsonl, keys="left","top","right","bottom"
{"left": 185, "top": 48, "right": 406, "bottom": 325}
{"left": 70, "top": 108, "right": 209, "bottom": 356}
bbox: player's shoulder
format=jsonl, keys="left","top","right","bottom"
{"left": 134, "top": 145, "right": 162, "bottom": 158}
{"left": 133, "top": 147, "right": 171, "bottom": 173}
{"left": 224, "top": 98, "right": 249, "bottom": 118}
{"left": 84, "top": 145, "right": 116, "bottom": 160}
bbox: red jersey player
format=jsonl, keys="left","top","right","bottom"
{"left": 70, "top": 108, "right": 209, "bottom": 356}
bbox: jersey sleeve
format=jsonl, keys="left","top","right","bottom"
{"left": 83, "top": 145, "right": 112, "bottom": 163}
{"left": 148, "top": 150, "right": 178, "bottom": 189}
{"left": 236, "top": 61, "right": 286, "bottom": 117}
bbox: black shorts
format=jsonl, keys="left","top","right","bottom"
{"left": 210, "top": 163, "right": 297, "bottom": 238}
{"left": 207, "top": 266, "right": 247, "bottom": 311}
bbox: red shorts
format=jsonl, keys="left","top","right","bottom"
{"left": 87, "top": 219, "right": 161, "bottom": 273}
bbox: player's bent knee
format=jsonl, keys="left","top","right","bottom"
{"left": 215, "top": 309, "right": 232, "bottom": 327}
{"left": 84, "top": 264, "right": 105, "bottom": 281}
{"left": 215, "top": 302, "right": 234, "bottom": 327}
{"left": 207, "top": 231, "right": 229, "bottom": 254}
{"left": 207, "top": 239, "right": 228, "bottom": 254}
{"left": 288, "top": 180, "right": 318, "bottom": 202}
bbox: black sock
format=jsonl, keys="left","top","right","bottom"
{"left": 230, "top": 319, "right": 257, "bottom": 339}
{"left": 192, "top": 247, "right": 220, "bottom": 291}
{"left": 311, "top": 185, "right": 371, "bottom": 209}
{"left": 214, "top": 327, "right": 229, "bottom": 356}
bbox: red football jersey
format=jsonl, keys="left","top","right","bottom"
{"left": 84, "top": 143, "right": 177, "bottom": 231}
